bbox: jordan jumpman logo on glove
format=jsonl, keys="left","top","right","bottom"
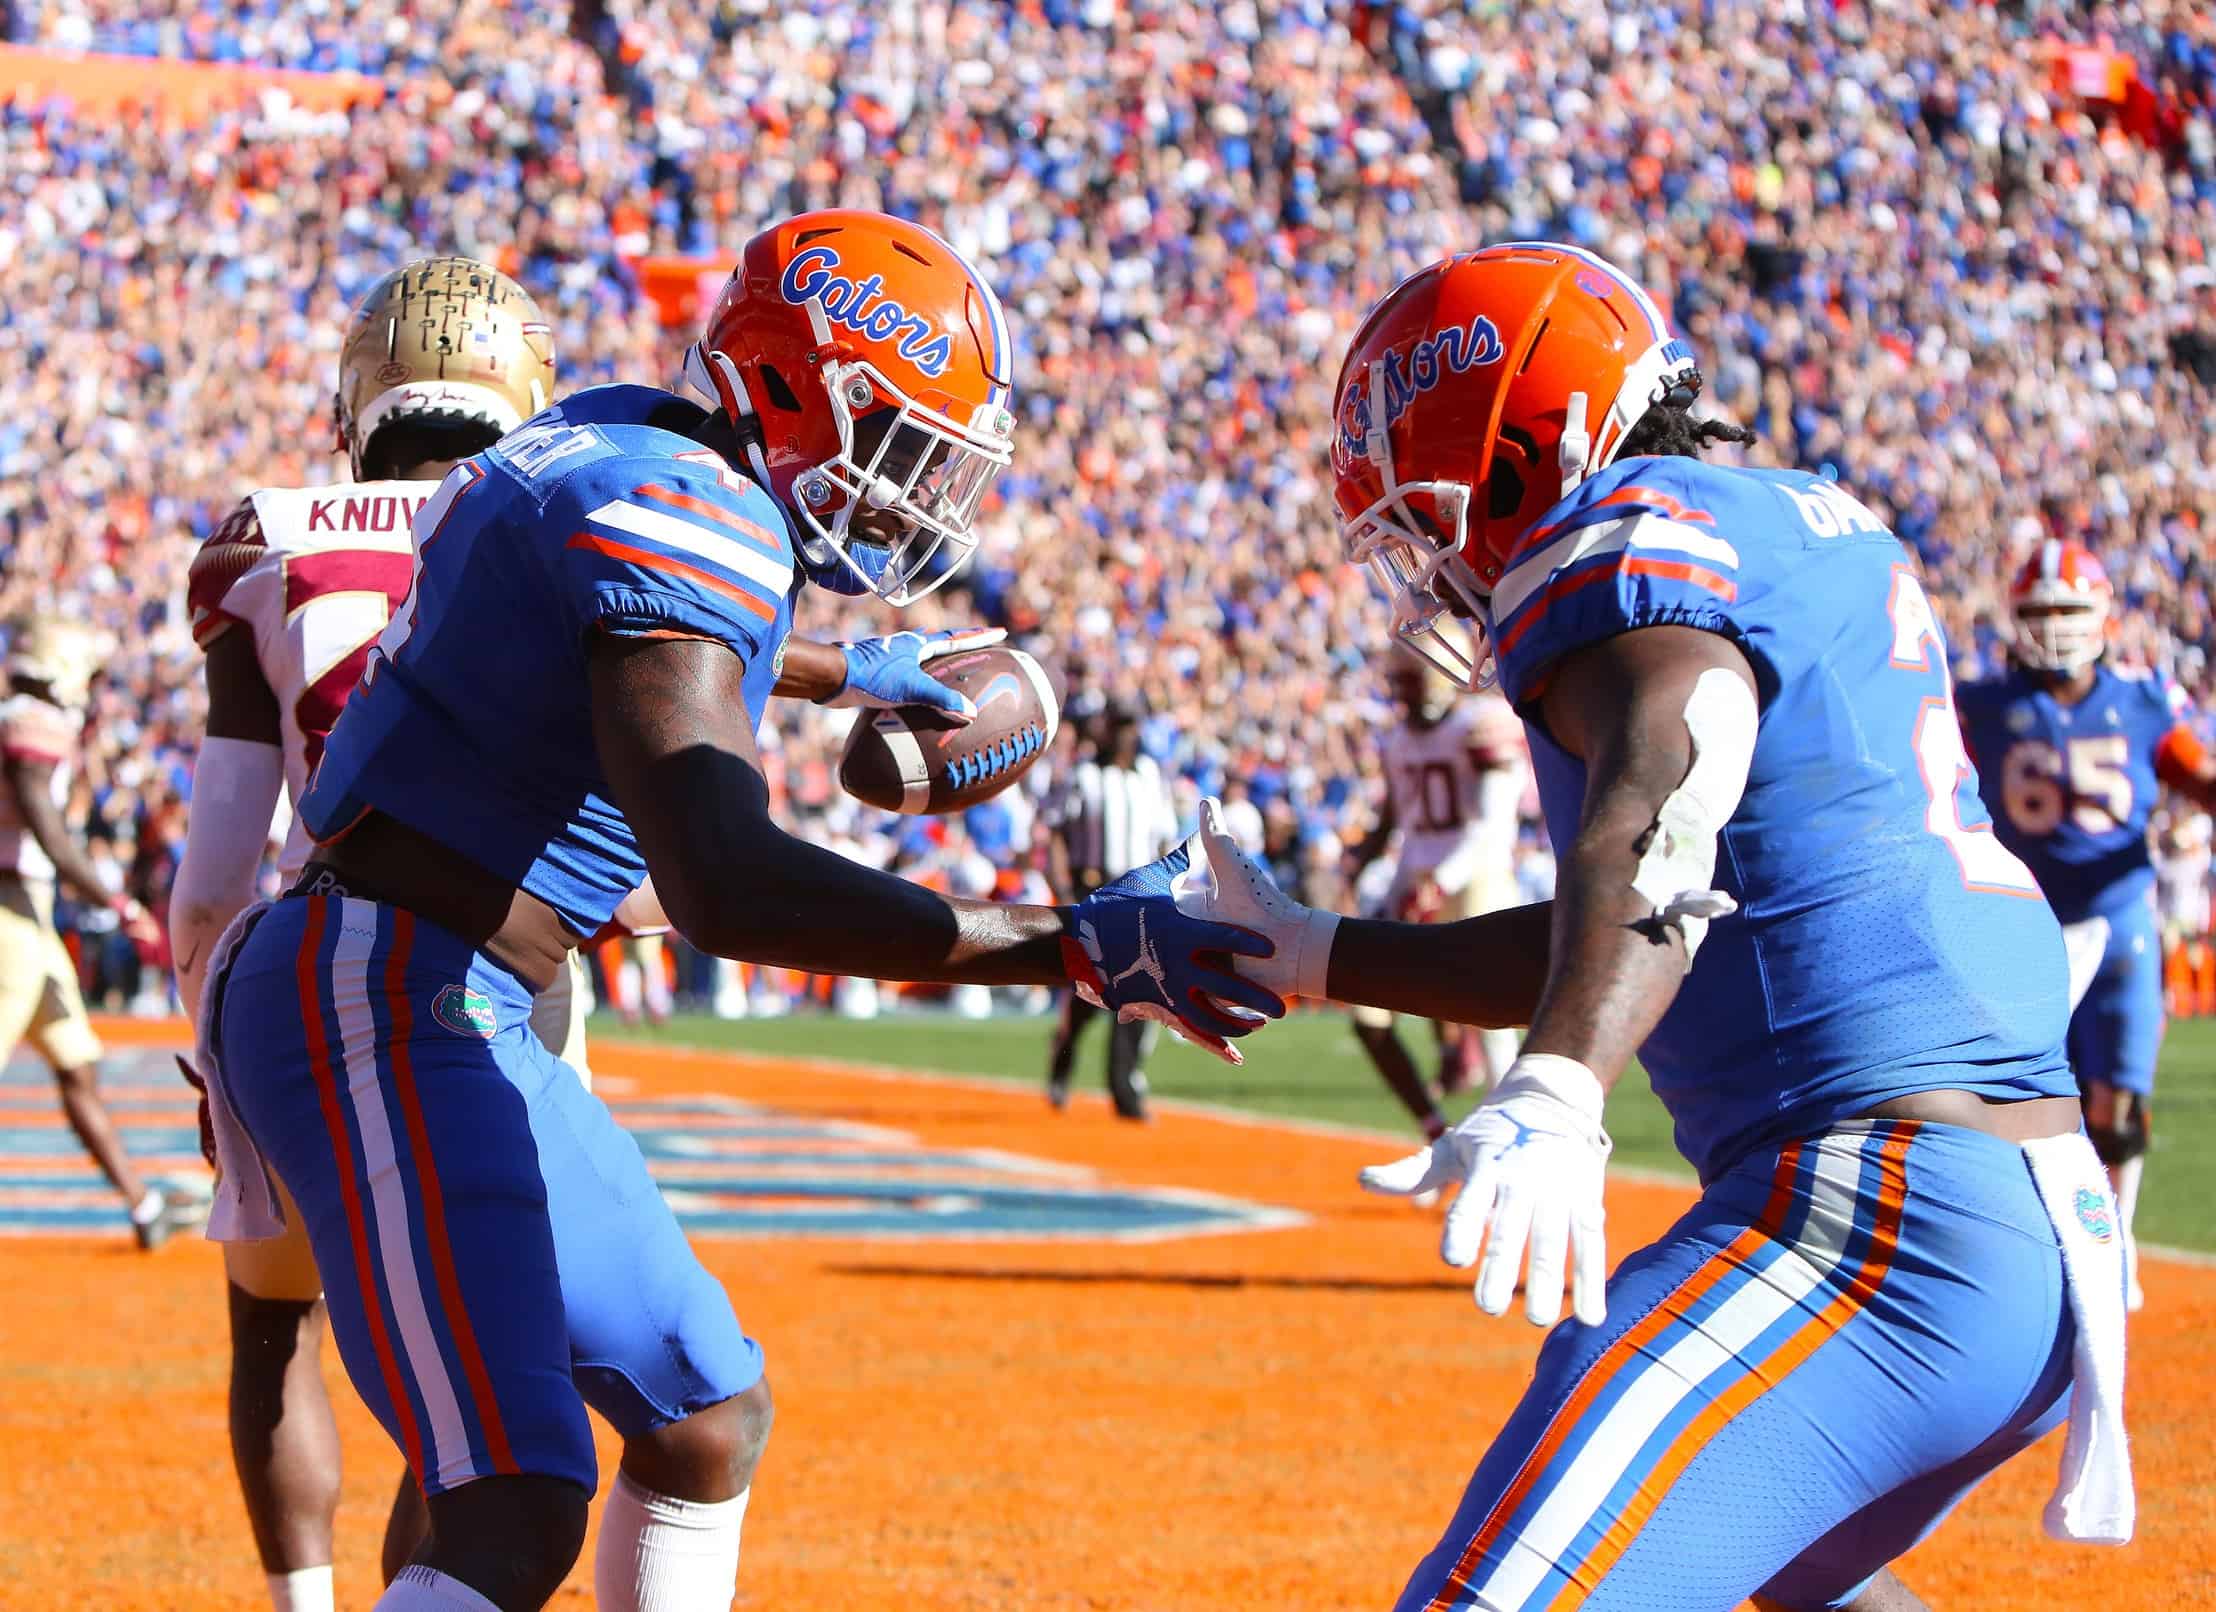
{"left": 1064, "top": 838, "right": 1284, "bottom": 1064}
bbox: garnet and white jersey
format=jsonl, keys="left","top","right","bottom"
{"left": 0, "top": 693, "right": 80, "bottom": 882}
{"left": 1379, "top": 695, "right": 1527, "bottom": 889}
{"left": 187, "top": 482, "right": 426, "bottom": 876}
{"left": 2155, "top": 811, "right": 2213, "bottom": 933}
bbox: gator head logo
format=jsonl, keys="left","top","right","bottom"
{"left": 431, "top": 984, "right": 498, "bottom": 1039}
{"left": 2072, "top": 1186, "right": 2115, "bottom": 1244}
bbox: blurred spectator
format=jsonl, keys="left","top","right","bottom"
{"left": 1043, "top": 698, "right": 1176, "bottom": 1117}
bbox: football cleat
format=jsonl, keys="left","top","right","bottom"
{"left": 133, "top": 1185, "right": 211, "bottom": 1253}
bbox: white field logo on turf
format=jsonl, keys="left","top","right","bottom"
{"left": 0, "top": 1047, "right": 1298, "bottom": 1243}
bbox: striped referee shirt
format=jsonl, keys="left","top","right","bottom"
{"left": 1048, "top": 755, "right": 1177, "bottom": 885}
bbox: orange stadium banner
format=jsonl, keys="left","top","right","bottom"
{"left": 629, "top": 255, "right": 736, "bottom": 328}
{"left": 0, "top": 43, "right": 383, "bottom": 120}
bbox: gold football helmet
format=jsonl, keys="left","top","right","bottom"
{"left": 8, "top": 617, "right": 107, "bottom": 709}
{"left": 334, "top": 256, "right": 556, "bottom": 476}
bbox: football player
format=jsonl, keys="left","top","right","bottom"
{"left": 191, "top": 211, "right": 1273, "bottom": 1612}
{"left": 171, "top": 255, "right": 992, "bottom": 1612}
{"left": 172, "top": 257, "right": 586, "bottom": 1612}
{"left": 0, "top": 618, "right": 193, "bottom": 1248}
{"left": 1957, "top": 542, "right": 2216, "bottom": 1310}
{"left": 1344, "top": 652, "right": 1527, "bottom": 1135}
{"left": 1182, "top": 244, "right": 2127, "bottom": 1610}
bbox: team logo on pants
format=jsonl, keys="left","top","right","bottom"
{"left": 431, "top": 984, "right": 497, "bottom": 1039}
{"left": 2073, "top": 1186, "right": 2116, "bottom": 1243}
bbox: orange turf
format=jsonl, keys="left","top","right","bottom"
{"left": 0, "top": 1023, "right": 2208, "bottom": 1609}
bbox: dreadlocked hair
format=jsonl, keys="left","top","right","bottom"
{"left": 1617, "top": 388, "right": 1757, "bottom": 461}
{"left": 359, "top": 411, "right": 508, "bottom": 480}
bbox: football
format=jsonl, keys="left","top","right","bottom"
{"left": 838, "top": 645, "right": 1059, "bottom": 815}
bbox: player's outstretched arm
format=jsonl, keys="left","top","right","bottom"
{"left": 590, "top": 633, "right": 1280, "bottom": 1057}
{"left": 595, "top": 632, "right": 1059, "bottom": 980}
{"left": 1357, "top": 625, "right": 1757, "bottom": 1327}
{"left": 1167, "top": 798, "right": 1548, "bottom": 1025}
{"left": 3, "top": 722, "right": 162, "bottom": 954}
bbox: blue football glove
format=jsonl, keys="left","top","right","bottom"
{"left": 1064, "top": 836, "right": 1286, "bottom": 1065}
{"left": 824, "top": 627, "right": 1007, "bottom": 721}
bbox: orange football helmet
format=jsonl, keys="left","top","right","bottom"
{"left": 2010, "top": 541, "right": 2111, "bottom": 673}
{"left": 684, "top": 209, "right": 1017, "bottom": 603}
{"left": 1331, "top": 243, "right": 1699, "bottom": 686}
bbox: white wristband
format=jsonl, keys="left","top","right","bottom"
{"left": 1295, "top": 905, "right": 1340, "bottom": 1001}
{"left": 1496, "top": 1053, "right": 1606, "bottom": 1127}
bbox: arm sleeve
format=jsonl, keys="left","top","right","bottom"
{"left": 554, "top": 458, "right": 796, "bottom": 660}
{"left": 171, "top": 735, "right": 285, "bottom": 1018}
{"left": 1488, "top": 464, "right": 1749, "bottom": 709}
{"left": 187, "top": 500, "right": 267, "bottom": 650}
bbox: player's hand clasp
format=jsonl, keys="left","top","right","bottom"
{"left": 1062, "top": 828, "right": 1285, "bottom": 1065}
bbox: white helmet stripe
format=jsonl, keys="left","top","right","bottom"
{"left": 1497, "top": 239, "right": 1672, "bottom": 344}
{"left": 903, "top": 221, "right": 1012, "bottom": 410}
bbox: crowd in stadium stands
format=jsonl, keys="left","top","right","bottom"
{"left": 3, "top": 0, "right": 2215, "bottom": 1013}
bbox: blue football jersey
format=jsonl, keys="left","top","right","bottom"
{"left": 300, "top": 385, "right": 798, "bottom": 934}
{"left": 1957, "top": 663, "right": 2182, "bottom": 925}
{"left": 1488, "top": 456, "right": 2074, "bottom": 1180}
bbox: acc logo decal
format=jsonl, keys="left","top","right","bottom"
{"left": 780, "top": 246, "right": 955, "bottom": 377}
{"left": 2073, "top": 1186, "right": 2115, "bottom": 1243}
{"left": 431, "top": 984, "right": 498, "bottom": 1039}
{"left": 1335, "top": 314, "right": 1505, "bottom": 460}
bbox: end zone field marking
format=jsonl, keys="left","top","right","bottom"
{"left": 596, "top": 1038, "right": 2216, "bottom": 1269}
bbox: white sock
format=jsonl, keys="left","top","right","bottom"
{"left": 2112, "top": 1156, "right": 2144, "bottom": 1234}
{"left": 129, "top": 1188, "right": 163, "bottom": 1224}
{"left": 267, "top": 1566, "right": 335, "bottom": 1612}
{"left": 593, "top": 1472, "right": 748, "bottom": 1612}
{"left": 2112, "top": 1156, "right": 2146, "bottom": 1308}
{"left": 1479, "top": 1028, "right": 1521, "bottom": 1088}
{"left": 375, "top": 1566, "right": 501, "bottom": 1610}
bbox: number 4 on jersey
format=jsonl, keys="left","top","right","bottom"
{"left": 1887, "top": 568, "right": 2044, "bottom": 899}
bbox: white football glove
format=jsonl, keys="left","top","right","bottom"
{"left": 1361, "top": 1053, "right": 1612, "bottom": 1327}
{"left": 1172, "top": 797, "right": 1340, "bottom": 1004}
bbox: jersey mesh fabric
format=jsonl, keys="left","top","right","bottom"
{"left": 300, "top": 385, "right": 799, "bottom": 934}
{"left": 1957, "top": 663, "right": 2179, "bottom": 923}
{"left": 1490, "top": 457, "right": 2073, "bottom": 1179}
